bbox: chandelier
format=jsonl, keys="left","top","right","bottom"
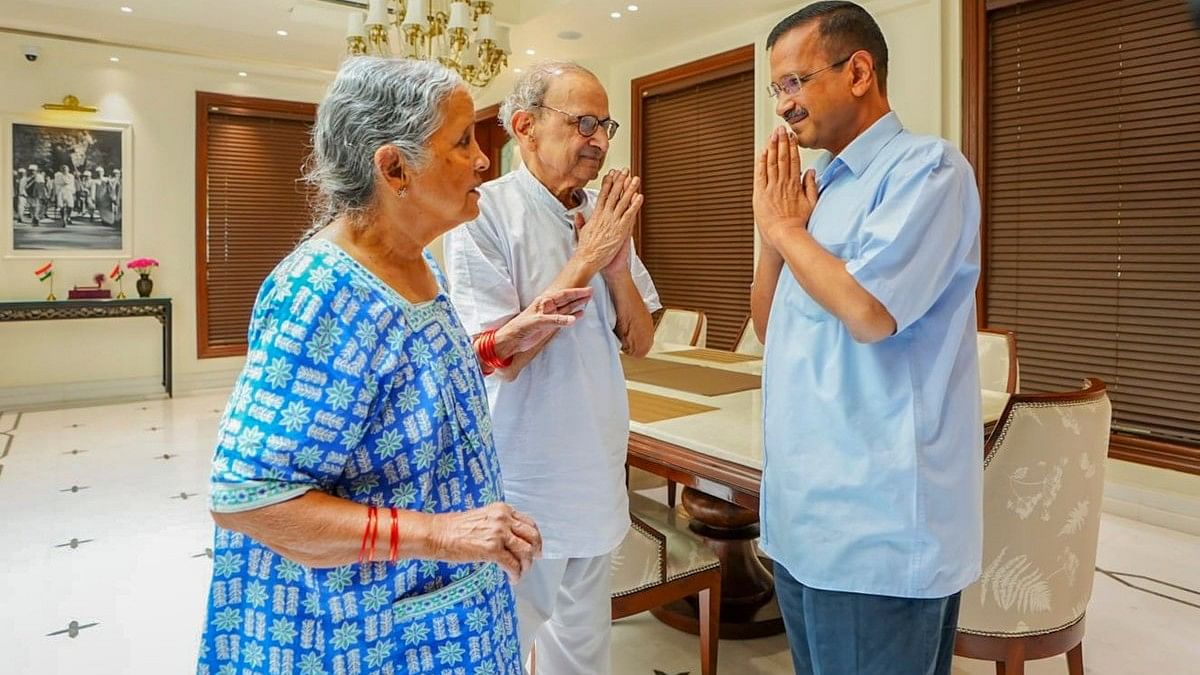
{"left": 345, "top": 0, "right": 512, "bottom": 87}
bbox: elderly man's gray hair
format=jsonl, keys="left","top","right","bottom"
{"left": 498, "top": 60, "right": 598, "bottom": 138}
{"left": 305, "top": 56, "right": 463, "bottom": 230}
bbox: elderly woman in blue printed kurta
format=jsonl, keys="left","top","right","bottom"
{"left": 197, "top": 57, "right": 594, "bottom": 675}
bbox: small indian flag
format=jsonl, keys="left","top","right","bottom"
{"left": 109, "top": 263, "right": 124, "bottom": 281}
{"left": 34, "top": 261, "right": 53, "bottom": 282}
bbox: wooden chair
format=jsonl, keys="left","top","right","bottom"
{"left": 978, "top": 327, "right": 1019, "bottom": 393}
{"left": 652, "top": 307, "right": 707, "bottom": 352}
{"left": 955, "top": 378, "right": 1112, "bottom": 675}
{"left": 611, "top": 492, "right": 721, "bottom": 675}
{"left": 733, "top": 317, "right": 763, "bottom": 357}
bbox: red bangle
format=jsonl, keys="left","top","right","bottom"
{"left": 359, "top": 505, "right": 378, "bottom": 564}
{"left": 369, "top": 505, "right": 380, "bottom": 563}
{"left": 478, "top": 329, "right": 513, "bottom": 370}
{"left": 473, "top": 334, "right": 495, "bottom": 375}
{"left": 388, "top": 507, "right": 400, "bottom": 563}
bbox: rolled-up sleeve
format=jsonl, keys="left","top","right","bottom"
{"left": 845, "top": 145, "right": 981, "bottom": 334}
{"left": 629, "top": 243, "right": 662, "bottom": 313}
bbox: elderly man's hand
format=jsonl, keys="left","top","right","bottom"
{"left": 753, "top": 127, "right": 818, "bottom": 247}
{"left": 575, "top": 169, "right": 643, "bottom": 274}
{"left": 425, "top": 503, "right": 542, "bottom": 583}
{"left": 494, "top": 286, "right": 593, "bottom": 357}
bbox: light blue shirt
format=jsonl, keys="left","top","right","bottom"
{"left": 760, "top": 112, "right": 983, "bottom": 599}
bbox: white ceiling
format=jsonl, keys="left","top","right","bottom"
{"left": 1, "top": 0, "right": 798, "bottom": 75}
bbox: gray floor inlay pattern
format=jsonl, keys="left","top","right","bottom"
{"left": 54, "top": 538, "right": 95, "bottom": 549}
{"left": 1097, "top": 567, "right": 1200, "bottom": 611}
{"left": 46, "top": 621, "right": 99, "bottom": 638}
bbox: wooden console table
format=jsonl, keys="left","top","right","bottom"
{"left": 0, "top": 298, "right": 173, "bottom": 397}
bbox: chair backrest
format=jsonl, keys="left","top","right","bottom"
{"left": 734, "top": 317, "right": 763, "bottom": 357}
{"left": 653, "top": 308, "right": 706, "bottom": 351}
{"left": 978, "top": 328, "right": 1019, "bottom": 393}
{"left": 958, "top": 378, "right": 1112, "bottom": 637}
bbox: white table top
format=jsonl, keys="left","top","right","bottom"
{"left": 628, "top": 347, "right": 1010, "bottom": 471}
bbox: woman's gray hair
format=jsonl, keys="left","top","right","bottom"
{"left": 303, "top": 56, "right": 463, "bottom": 234}
{"left": 498, "top": 60, "right": 597, "bottom": 137}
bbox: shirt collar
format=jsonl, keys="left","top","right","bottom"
{"left": 815, "top": 111, "right": 903, "bottom": 189}
{"left": 836, "top": 111, "right": 903, "bottom": 177}
{"left": 514, "top": 164, "right": 591, "bottom": 228}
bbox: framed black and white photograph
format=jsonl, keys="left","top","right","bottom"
{"left": 2, "top": 117, "right": 132, "bottom": 258}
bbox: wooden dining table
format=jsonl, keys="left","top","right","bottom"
{"left": 624, "top": 344, "right": 1010, "bottom": 639}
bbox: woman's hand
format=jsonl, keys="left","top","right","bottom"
{"left": 493, "top": 286, "right": 593, "bottom": 358}
{"left": 426, "top": 502, "right": 542, "bottom": 582}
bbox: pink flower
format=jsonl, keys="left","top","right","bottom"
{"left": 126, "top": 257, "right": 160, "bottom": 271}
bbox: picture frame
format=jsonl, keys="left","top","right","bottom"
{"left": 2, "top": 116, "right": 132, "bottom": 258}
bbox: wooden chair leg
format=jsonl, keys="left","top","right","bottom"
{"left": 1066, "top": 641, "right": 1084, "bottom": 675}
{"left": 529, "top": 644, "right": 536, "bottom": 675}
{"left": 698, "top": 575, "right": 720, "bottom": 675}
{"left": 1001, "top": 641, "right": 1025, "bottom": 675}
{"left": 667, "top": 480, "right": 676, "bottom": 508}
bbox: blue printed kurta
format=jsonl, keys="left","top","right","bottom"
{"left": 198, "top": 238, "right": 521, "bottom": 675}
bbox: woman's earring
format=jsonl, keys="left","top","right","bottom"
{"left": 396, "top": 187, "right": 408, "bottom": 198}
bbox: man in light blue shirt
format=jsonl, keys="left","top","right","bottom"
{"left": 752, "top": 3, "right": 982, "bottom": 673}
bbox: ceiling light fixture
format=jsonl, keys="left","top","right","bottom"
{"left": 627, "top": 4, "right": 639, "bottom": 10}
{"left": 119, "top": 6, "right": 133, "bottom": 13}
{"left": 238, "top": 71, "right": 248, "bottom": 77}
{"left": 109, "top": 56, "right": 120, "bottom": 62}
{"left": 276, "top": 29, "right": 289, "bottom": 36}
{"left": 346, "top": 0, "right": 513, "bottom": 88}
{"left": 610, "top": 11, "right": 621, "bottom": 19}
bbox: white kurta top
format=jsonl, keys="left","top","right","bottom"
{"left": 443, "top": 165, "right": 661, "bottom": 558}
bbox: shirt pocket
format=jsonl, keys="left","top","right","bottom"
{"left": 785, "top": 240, "right": 860, "bottom": 322}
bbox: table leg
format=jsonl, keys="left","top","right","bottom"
{"left": 162, "top": 305, "right": 173, "bottom": 397}
{"left": 649, "top": 486, "right": 784, "bottom": 639}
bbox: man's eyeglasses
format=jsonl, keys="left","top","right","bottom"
{"left": 536, "top": 104, "right": 620, "bottom": 140}
{"left": 767, "top": 55, "right": 853, "bottom": 98}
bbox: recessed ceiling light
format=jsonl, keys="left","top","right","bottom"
{"left": 238, "top": 71, "right": 248, "bottom": 77}
{"left": 557, "top": 30, "right": 582, "bottom": 40}
{"left": 514, "top": 67, "right": 524, "bottom": 73}
{"left": 276, "top": 29, "right": 289, "bottom": 37}
{"left": 610, "top": 11, "right": 622, "bottom": 19}
{"left": 525, "top": 48, "right": 536, "bottom": 55}
{"left": 627, "top": 4, "right": 639, "bottom": 10}
{"left": 109, "top": 56, "right": 120, "bottom": 62}
{"left": 120, "top": 6, "right": 133, "bottom": 13}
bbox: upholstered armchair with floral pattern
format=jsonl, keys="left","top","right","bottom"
{"left": 652, "top": 308, "right": 707, "bottom": 351}
{"left": 978, "top": 328, "right": 1019, "bottom": 393}
{"left": 734, "top": 317, "right": 763, "bottom": 357}
{"left": 956, "top": 378, "right": 1112, "bottom": 675}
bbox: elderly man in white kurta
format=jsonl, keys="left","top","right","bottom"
{"left": 444, "top": 61, "right": 659, "bottom": 674}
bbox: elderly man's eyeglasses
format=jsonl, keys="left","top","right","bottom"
{"left": 536, "top": 104, "right": 620, "bottom": 140}
{"left": 767, "top": 55, "right": 853, "bottom": 98}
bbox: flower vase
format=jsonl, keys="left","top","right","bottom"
{"left": 135, "top": 272, "right": 153, "bottom": 298}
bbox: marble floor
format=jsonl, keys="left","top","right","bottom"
{"left": 0, "top": 392, "right": 1197, "bottom": 674}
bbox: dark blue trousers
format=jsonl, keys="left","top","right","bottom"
{"left": 774, "top": 562, "right": 961, "bottom": 675}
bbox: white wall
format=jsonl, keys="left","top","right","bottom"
{"left": 0, "top": 33, "right": 330, "bottom": 406}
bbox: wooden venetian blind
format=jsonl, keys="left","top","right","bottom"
{"left": 197, "top": 93, "right": 316, "bottom": 358}
{"left": 639, "top": 69, "right": 756, "bottom": 351}
{"left": 986, "top": 0, "right": 1200, "bottom": 444}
